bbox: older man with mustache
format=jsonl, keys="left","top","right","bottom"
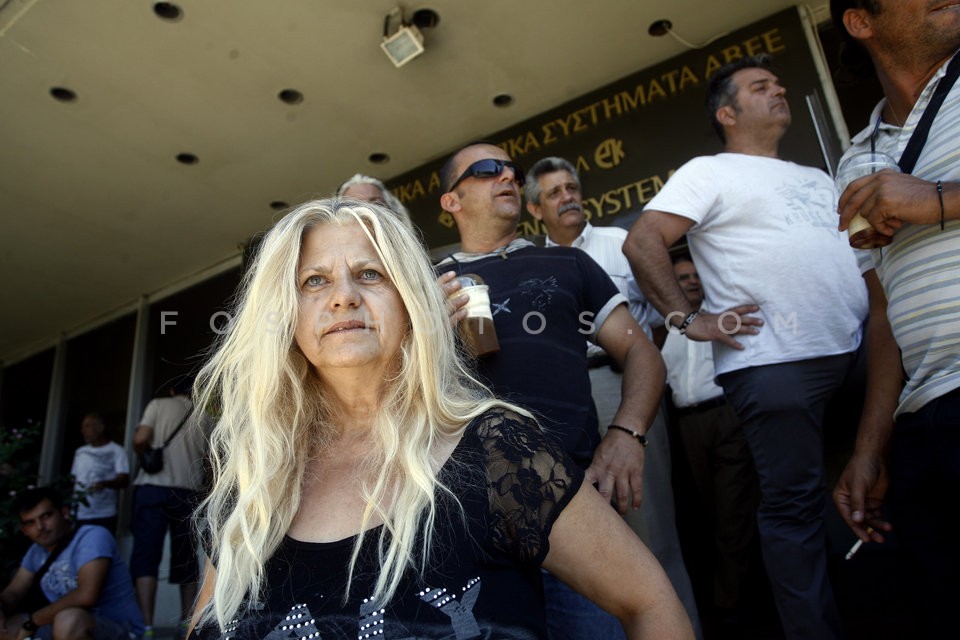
{"left": 525, "top": 156, "right": 701, "bottom": 638}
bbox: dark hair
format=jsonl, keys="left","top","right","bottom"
{"left": 671, "top": 252, "right": 694, "bottom": 266}
{"left": 439, "top": 140, "right": 498, "bottom": 193}
{"left": 830, "top": 0, "right": 880, "bottom": 28}
{"left": 15, "top": 486, "right": 65, "bottom": 515}
{"left": 524, "top": 157, "right": 580, "bottom": 205}
{"left": 170, "top": 374, "right": 195, "bottom": 395}
{"left": 705, "top": 54, "right": 777, "bottom": 143}
{"left": 830, "top": 0, "right": 879, "bottom": 83}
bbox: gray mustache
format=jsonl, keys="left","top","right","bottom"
{"left": 559, "top": 202, "right": 581, "bottom": 214}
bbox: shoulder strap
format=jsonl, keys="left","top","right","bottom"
{"left": 160, "top": 402, "right": 193, "bottom": 449}
{"left": 899, "top": 52, "right": 960, "bottom": 174}
{"left": 31, "top": 526, "right": 77, "bottom": 589}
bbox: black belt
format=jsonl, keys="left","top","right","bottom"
{"left": 676, "top": 395, "right": 727, "bottom": 416}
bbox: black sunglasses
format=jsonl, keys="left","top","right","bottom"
{"left": 448, "top": 159, "right": 525, "bottom": 191}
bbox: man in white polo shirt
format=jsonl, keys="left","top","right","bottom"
{"left": 524, "top": 156, "right": 700, "bottom": 638}
{"left": 660, "top": 254, "right": 758, "bottom": 632}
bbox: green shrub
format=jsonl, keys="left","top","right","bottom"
{"left": 0, "top": 420, "right": 79, "bottom": 581}
{"left": 0, "top": 419, "right": 42, "bottom": 579}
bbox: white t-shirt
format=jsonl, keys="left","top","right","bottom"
{"left": 645, "top": 153, "right": 868, "bottom": 375}
{"left": 134, "top": 396, "right": 208, "bottom": 491}
{"left": 71, "top": 441, "right": 129, "bottom": 519}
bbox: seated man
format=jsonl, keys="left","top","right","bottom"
{"left": 0, "top": 487, "right": 144, "bottom": 640}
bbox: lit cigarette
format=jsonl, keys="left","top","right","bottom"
{"left": 844, "top": 527, "right": 875, "bottom": 560}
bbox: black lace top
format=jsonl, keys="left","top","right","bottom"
{"left": 193, "top": 407, "right": 584, "bottom": 640}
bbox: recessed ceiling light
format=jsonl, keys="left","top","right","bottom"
{"left": 412, "top": 8, "right": 440, "bottom": 29}
{"left": 50, "top": 87, "right": 77, "bottom": 102}
{"left": 492, "top": 94, "right": 514, "bottom": 108}
{"left": 369, "top": 152, "right": 390, "bottom": 164}
{"left": 176, "top": 153, "right": 198, "bottom": 165}
{"left": 648, "top": 19, "right": 672, "bottom": 37}
{"left": 278, "top": 89, "right": 303, "bottom": 105}
{"left": 153, "top": 2, "right": 183, "bottom": 22}
{"left": 269, "top": 201, "right": 288, "bottom": 210}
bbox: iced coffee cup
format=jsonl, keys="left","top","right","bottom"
{"left": 835, "top": 151, "right": 901, "bottom": 249}
{"left": 453, "top": 274, "right": 499, "bottom": 357}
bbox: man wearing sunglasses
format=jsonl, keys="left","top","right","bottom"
{"left": 436, "top": 142, "right": 671, "bottom": 640}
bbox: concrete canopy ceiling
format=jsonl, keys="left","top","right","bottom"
{"left": 0, "top": 0, "right": 821, "bottom": 364}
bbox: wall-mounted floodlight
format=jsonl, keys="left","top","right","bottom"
{"left": 381, "top": 23, "right": 425, "bottom": 68}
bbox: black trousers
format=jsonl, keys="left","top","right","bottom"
{"left": 889, "top": 387, "right": 960, "bottom": 636}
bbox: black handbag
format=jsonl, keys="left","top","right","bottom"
{"left": 138, "top": 447, "right": 165, "bottom": 474}
{"left": 138, "top": 404, "right": 191, "bottom": 475}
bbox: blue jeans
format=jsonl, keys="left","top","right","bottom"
{"left": 77, "top": 515, "right": 118, "bottom": 533}
{"left": 542, "top": 570, "right": 625, "bottom": 640}
{"left": 888, "top": 387, "right": 960, "bottom": 637}
{"left": 718, "top": 354, "right": 852, "bottom": 640}
{"left": 130, "top": 485, "right": 201, "bottom": 583}
{"left": 35, "top": 615, "right": 136, "bottom": 640}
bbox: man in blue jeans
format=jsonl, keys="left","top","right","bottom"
{"left": 130, "top": 380, "right": 208, "bottom": 638}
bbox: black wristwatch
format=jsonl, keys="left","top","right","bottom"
{"left": 22, "top": 615, "right": 38, "bottom": 633}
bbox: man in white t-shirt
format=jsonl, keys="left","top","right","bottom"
{"left": 70, "top": 412, "right": 129, "bottom": 532}
{"left": 623, "top": 55, "right": 867, "bottom": 640}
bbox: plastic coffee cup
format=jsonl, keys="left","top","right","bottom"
{"left": 453, "top": 274, "right": 499, "bottom": 357}
{"left": 835, "top": 151, "right": 901, "bottom": 249}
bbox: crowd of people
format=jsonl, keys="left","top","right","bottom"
{"left": 4, "top": 2, "right": 959, "bottom": 638}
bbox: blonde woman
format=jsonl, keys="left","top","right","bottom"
{"left": 188, "top": 199, "right": 692, "bottom": 640}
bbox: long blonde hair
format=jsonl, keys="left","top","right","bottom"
{"left": 194, "top": 198, "right": 512, "bottom": 629}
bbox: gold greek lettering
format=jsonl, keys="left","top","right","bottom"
{"left": 743, "top": 36, "right": 764, "bottom": 56}
{"left": 620, "top": 85, "right": 646, "bottom": 110}
{"left": 661, "top": 69, "right": 680, "bottom": 94}
{"left": 679, "top": 66, "right": 699, "bottom": 90}
{"left": 721, "top": 45, "right": 743, "bottom": 63}
{"left": 647, "top": 79, "right": 668, "bottom": 102}
{"left": 541, "top": 122, "right": 558, "bottom": 145}
{"left": 704, "top": 54, "right": 722, "bottom": 79}
{"left": 602, "top": 94, "right": 623, "bottom": 119}
{"left": 762, "top": 28, "right": 786, "bottom": 53}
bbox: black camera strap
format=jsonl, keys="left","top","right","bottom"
{"left": 897, "top": 51, "right": 960, "bottom": 174}
{"left": 159, "top": 402, "right": 192, "bottom": 450}
{"left": 22, "top": 526, "right": 77, "bottom": 611}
